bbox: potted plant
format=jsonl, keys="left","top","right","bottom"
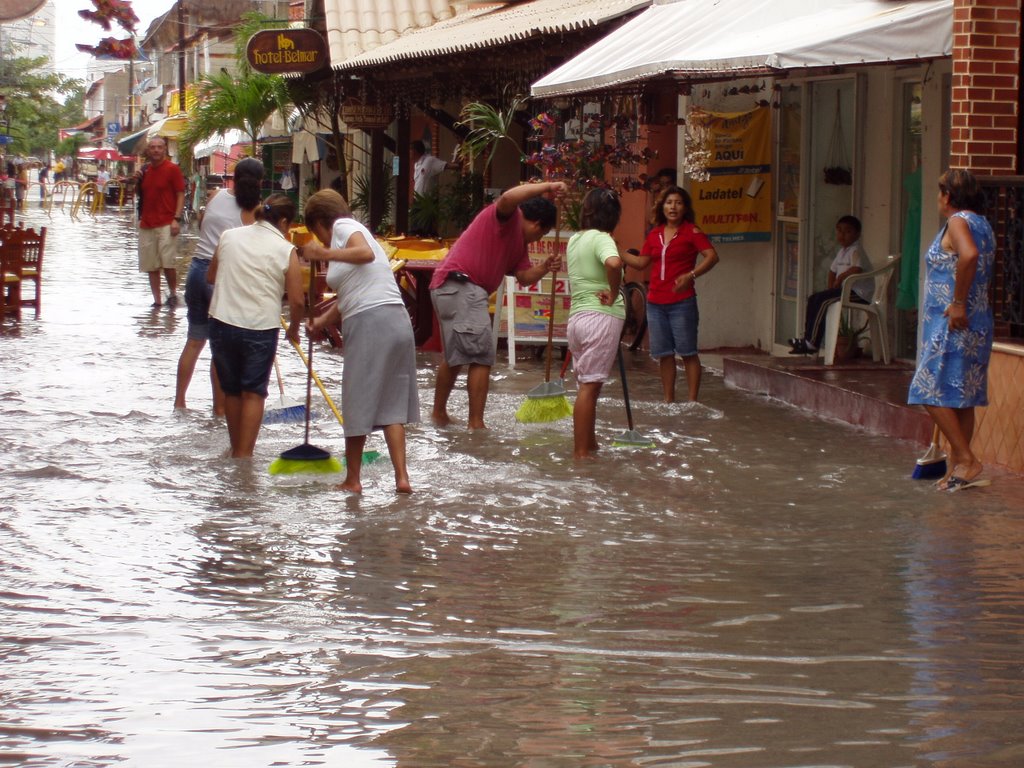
{"left": 835, "top": 314, "right": 867, "bottom": 360}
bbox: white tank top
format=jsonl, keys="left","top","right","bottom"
{"left": 194, "top": 189, "right": 243, "bottom": 261}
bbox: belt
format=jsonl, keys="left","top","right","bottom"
{"left": 448, "top": 271, "right": 472, "bottom": 284}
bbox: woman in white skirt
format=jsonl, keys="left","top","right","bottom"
{"left": 303, "top": 190, "right": 419, "bottom": 494}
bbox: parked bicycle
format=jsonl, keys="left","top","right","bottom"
{"left": 619, "top": 249, "right": 648, "bottom": 351}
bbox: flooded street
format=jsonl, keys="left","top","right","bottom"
{"left": 3, "top": 204, "right": 1024, "bottom": 767}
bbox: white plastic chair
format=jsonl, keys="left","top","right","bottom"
{"left": 821, "top": 254, "right": 901, "bottom": 365}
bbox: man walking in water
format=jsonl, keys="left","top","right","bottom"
{"left": 135, "top": 137, "right": 185, "bottom": 307}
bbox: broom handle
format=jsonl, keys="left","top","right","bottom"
{"left": 560, "top": 348, "right": 572, "bottom": 380}
{"left": 273, "top": 357, "right": 286, "bottom": 397}
{"left": 286, "top": 334, "right": 343, "bottom": 427}
{"left": 617, "top": 347, "right": 636, "bottom": 431}
{"left": 279, "top": 264, "right": 345, "bottom": 429}
{"left": 304, "top": 323, "right": 315, "bottom": 444}
{"left": 543, "top": 204, "right": 563, "bottom": 383}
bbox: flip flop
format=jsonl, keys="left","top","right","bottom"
{"left": 942, "top": 476, "right": 992, "bottom": 492}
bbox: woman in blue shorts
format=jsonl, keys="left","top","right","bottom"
{"left": 623, "top": 186, "right": 718, "bottom": 401}
{"left": 174, "top": 157, "right": 264, "bottom": 414}
{"left": 207, "top": 194, "right": 305, "bottom": 458}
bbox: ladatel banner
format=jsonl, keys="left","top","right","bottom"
{"left": 690, "top": 107, "right": 772, "bottom": 244}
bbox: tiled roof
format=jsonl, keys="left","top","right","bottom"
{"left": 323, "top": 0, "right": 457, "bottom": 67}
{"left": 329, "top": 0, "right": 649, "bottom": 70}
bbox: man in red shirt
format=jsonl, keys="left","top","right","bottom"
{"left": 136, "top": 137, "right": 185, "bottom": 307}
{"left": 429, "top": 181, "right": 566, "bottom": 429}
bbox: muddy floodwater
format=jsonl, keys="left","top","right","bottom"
{"left": 2, "top": 205, "right": 1024, "bottom": 767}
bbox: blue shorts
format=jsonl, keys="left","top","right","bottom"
{"left": 208, "top": 319, "right": 278, "bottom": 397}
{"left": 647, "top": 297, "right": 699, "bottom": 358}
{"left": 185, "top": 258, "right": 214, "bottom": 341}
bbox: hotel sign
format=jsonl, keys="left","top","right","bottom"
{"left": 246, "top": 29, "right": 327, "bottom": 75}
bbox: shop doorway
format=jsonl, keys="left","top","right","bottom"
{"left": 773, "top": 78, "right": 859, "bottom": 350}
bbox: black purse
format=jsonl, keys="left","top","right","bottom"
{"left": 135, "top": 164, "right": 148, "bottom": 215}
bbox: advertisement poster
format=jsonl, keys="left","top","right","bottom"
{"left": 499, "top": 232, "right": 571, "bottom": 356}
{"left": 690, "top": 107, "right": 772, "bottom": 243}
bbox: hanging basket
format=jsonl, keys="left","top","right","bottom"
{"left": 824, "top": 166, "right": 852, "bottom": 185}
{"left": 823, "top": 92, "right": 852, "bottom": 186}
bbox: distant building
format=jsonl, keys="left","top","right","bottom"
{"left": 0, "top": 0, "right": 56, "bottom": 77}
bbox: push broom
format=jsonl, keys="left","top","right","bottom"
{"left": 269, "top": 261, "right": 342, "bottom": 476}
{"left": 612, "top": 348, "right": 655, "bottom": 449}
{"left": 263, "top": 357, "right": 306, "bottom": 424}
{"left": 516, "top": 207, "right": 573, "bottom": 424}
{"left": 268, "top": 321, "right": 343, "bottom": 476}
{"left": 912, "top": 425, "right": 947, "bottom": 480}
{"left": 268, "top": 314, "right": 380, "bottom": 474}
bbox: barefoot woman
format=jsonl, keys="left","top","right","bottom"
{"left": 908, "top": 169, "right": 995, "bottom": 490}
{"left": 303, "top": 190, "right": 419, "bottom": 494}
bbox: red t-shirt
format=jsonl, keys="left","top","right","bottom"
{"left": 429, "top": 204, "right": 531, "bottom": 294}
{"left": 640, "top": 222, "right": 712, "bottom": 304}
{"left": 139, "top": 159, "right": 185, "bottom": 229}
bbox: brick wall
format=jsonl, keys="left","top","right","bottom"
{"left": 974, "top": 348, "right": 1024, "bottom": 472}
{"left": 950, "top": 0, "right": 1022, "bottom": 173}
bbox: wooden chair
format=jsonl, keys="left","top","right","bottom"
{"left": 821, "top": 254, "right": 901, "bottom": 365}
{"left": 0, "top": 193, "right": 14, "bottom": 226}
{"left": 11, "top": 226, "right": 46, "bottom": 316}
{"left": 1, "top": 239, "right": 22, "bottom": 321}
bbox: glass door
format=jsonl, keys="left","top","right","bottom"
{"left": 773, "top": 78, "right": 858, "bottom": 349}
{"left": 773, "top": 84, "right": 803, "bottom": 347}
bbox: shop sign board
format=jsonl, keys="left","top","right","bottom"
{"left": 690, "top": 106, "right": 773, "bottom": 244}
{"left": 246, "top": 29, "right": 327, "bottom": 75}
{"left": 499, "top": 230, "right": 571, "bottom": 365}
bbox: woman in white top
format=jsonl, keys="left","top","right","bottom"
{"left": 174, "top": 157, "right": 264, "bottom": 414}
{"left": 208, "top": 194, "right": 304, "bottom": 458}
{"left": 303, "top": 189, "right": 419, "bottom": 494}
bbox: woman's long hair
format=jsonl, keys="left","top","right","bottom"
{"left": 233, "top": 157, "right": 265, "bottom": 211}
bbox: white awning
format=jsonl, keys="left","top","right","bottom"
{"left": 532, "top": 0, "right": 952, "bottom": 97}
{"left": 336, "top": 0, "right": 650, "bottom": 70}
{"left": 193, "top": 130, "right": 246, "bottom": 160}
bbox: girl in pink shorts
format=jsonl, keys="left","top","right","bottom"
{"left": 566, "top": 189, "right": 626, "bottom": 459}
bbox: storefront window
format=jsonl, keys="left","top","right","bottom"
{"left": 778, "top": 87, "right": 801, "bottom": 219}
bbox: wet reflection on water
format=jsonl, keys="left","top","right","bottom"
{"left": 2, "top": 206, "right": 1024, "bottom": 766}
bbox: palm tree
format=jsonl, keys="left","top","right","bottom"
{"left": 178, "top": 69, "right": 290, "bottom": 166}
{"left": 457, "top": 93, "right": 527, "bottom": 172}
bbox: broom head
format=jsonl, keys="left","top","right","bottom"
{"left": 612, "top": 429, "right": 656, "bottom": 449}
{"left": 268, "top": 442, "right": 342, "bottom": 476}
{"left": 516, "top": 383, "right": 572, "bottom": 423}
{"left": 263, "top": 396, "right": 307, "bottom": 424}
{"left": 912, "top": 441, "right": 947, "bottom": 480}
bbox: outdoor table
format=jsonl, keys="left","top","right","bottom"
{"left": 385, "top": 236, "right": 448, "bottom": 350}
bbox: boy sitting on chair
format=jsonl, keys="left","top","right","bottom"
{"left": 789, "top": 215, "right": 871, "bottom": 354}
